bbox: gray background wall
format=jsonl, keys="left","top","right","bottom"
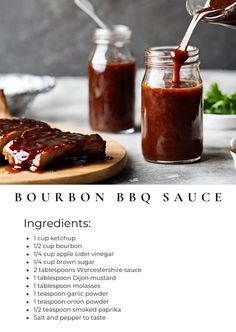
{"left": 0, "top": 0, "right": 235, "bottom": 76}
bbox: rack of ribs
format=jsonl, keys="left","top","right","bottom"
{"left": 0, "top": 119, "right": 106, "bottom": 172}
{"left": 3, "top": 127, "right": 106, "bottom": 171}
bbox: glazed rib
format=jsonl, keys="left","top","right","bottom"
{"left": 3, "top": 127, "right": 106, "bottom": 171}
{"left": 0, "top": 118, "right": 50, "bottom": 156}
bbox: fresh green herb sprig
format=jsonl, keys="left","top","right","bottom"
{"left": 204, "top": 83, "right": 236, "bottom": 115}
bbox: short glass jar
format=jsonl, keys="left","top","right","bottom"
{"left": 141, "top": 46, "right": 203, "bottom": 164}
{"left": 88, "top": 25, "right": 136, "bottom": 133}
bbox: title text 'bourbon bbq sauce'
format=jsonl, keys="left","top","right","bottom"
{"left": 88, "top": 60, "right": 135, "bottom": 132}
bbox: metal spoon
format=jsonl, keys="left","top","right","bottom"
{"left": 179, "top": 0, "right": 221, "bottom": 50}
{"left": 74, "top": 0, "right": 108, "bottom": 30}
{"left": 186, "top": 0, "right": 210, "bottom": 16}
{"left": 179, "top": 10, "right": 216, "bottom": 50}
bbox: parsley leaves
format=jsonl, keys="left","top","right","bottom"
{"left": 204, "top": 83, "right": 236, "bottom": 115}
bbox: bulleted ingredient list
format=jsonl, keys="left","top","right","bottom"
{"left": 25, "top": 236, "right": 142, "bottom": 322}
{"left": 1, "top": 186, "right": 232, "bottom": 332}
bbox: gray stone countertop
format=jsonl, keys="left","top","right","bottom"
{"left": 26, "top": 70, "right": 236, "bottom": 185}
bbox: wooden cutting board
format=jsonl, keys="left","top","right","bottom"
{"left": 0, "top": 125, "right": 127, "bottom": 184}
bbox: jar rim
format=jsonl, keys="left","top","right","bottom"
{"left": 94, "top": 25, "right": 132, "bottom": 43}
{"left": 144, "top": 46, "right": 200, "bottom": 66}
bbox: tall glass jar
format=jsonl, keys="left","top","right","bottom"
{"left": 88, "top": 25, "right": 136, "bottom": 133}
{"left": 141, "top": 46, "right": 203, "bottom": 163}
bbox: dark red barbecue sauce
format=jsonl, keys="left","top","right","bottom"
{"left": 4, "top": 128, "right": 105, "bottom": 172}
{"left": 0, "top": 119, "right": 50, "bottom": 137}
{"left": 5, "top": 129, "right": 62, "bottom": 172}
{"left": 88, "top": 61, "right": 135, "bottom": 132}
{"left": 171, "top": 0, "right": 236, "bottom": 86}
{"left": 171, "top": 49, "right": 189, "bottom": 86}
{"left": 142, "top": 0, "right": 236, "bottom": 163}
{"left": 142, "top": 82, "right": 203, "bottom": 162}
{"left": 203, "top": 0, "right": 236, "bottom": 25}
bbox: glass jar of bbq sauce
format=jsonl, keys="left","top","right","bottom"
{"left": 141, "top": 46, "right": 203, "bottom": 164}
{"left": 88, "top": 25, "right": 136, "bottom": 133}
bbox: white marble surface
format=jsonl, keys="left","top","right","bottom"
{"left": 25, "top": 70, "right": 236, "bottom": 184}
